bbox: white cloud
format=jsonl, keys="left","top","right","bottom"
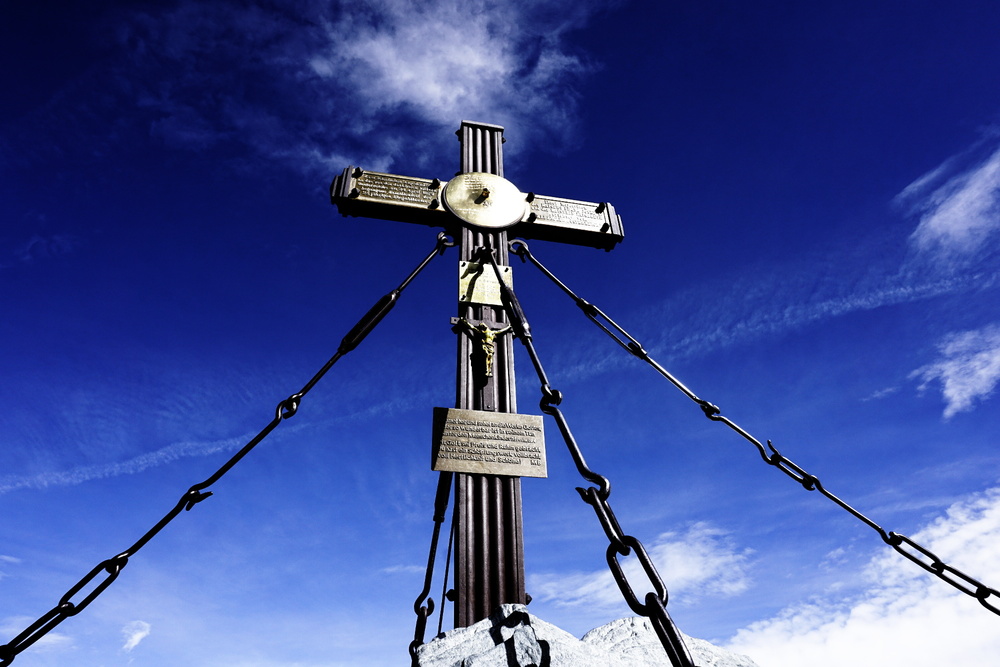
{"left": 529, "top": 522, "right": 752, "bottom": 609}
{"left": 0, "top": 434, "right": 245, "bottom": 494}
{"left": 58, "top": 0, "right": 605, "bottom": 178}
{"left": 726, "top": 487, "right": 1000, "bottom": 666}
{"left": 13, "top": 233, "right": 78, "bottom": 263}
{"left": 121, "top": 620, "right": 151, "bottom": 652}
{"left": 861, "top": 386, "right": 899, "bottom": 402}
{"left": 0, "top": 555, "right": 21, "bottom": 582}
{"left": 5, "top": 1, "right": 609, "bottom": 178}
{"left": 310, "top": 0, "right": 598, "bottom": 165}
{"left": 319, "top": 0, "right": 592, "bottom": 137}
{"left": 0, "top": 617, "right": 73, "bottom": 652}
{"left": 550, "top": 252, "right": 999, "bottom": 384}
{"left": 901, "top": 141, "right": 1000, "bottom": 261}
{"left": 381, "top": 564, "right": 425, "bottom": 574}
{"left": 910, "top": 323, "right": 1000, "bottom": 419}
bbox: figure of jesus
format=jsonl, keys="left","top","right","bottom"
{"left": 454, "top": 318, "right": 513, "bottom": 378}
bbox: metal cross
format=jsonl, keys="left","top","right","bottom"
{"left": 331, "top": 121, "right": 623, "bottom": 627}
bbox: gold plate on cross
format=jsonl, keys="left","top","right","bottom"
{"left": 458, "top": 261, "right": 512, "bottom": 306}
{"left": 432, "top": 407, "right": 547, "bottom": 478}
{"left": 442, "top": 172, "right": 528, "bottom": 230}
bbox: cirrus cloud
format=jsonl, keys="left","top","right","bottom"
{"left": 898, "top": 137, "right": 1000, "bottom": 264}
{"left": 910, "top": 323, "right": 1000, "bottom": 419}
{"left": 726, "top": 487, "right": 1000, "bottom": 666}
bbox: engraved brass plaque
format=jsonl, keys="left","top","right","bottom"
{"left": 459, "top": 261, "right": 512, "bottom": 306}
{"left": 355, "top": 170, "right": 440, "bottom": 209}
{"left": 432, "top": 407, "right": 546, "bottom": 478}
{"left": 442, "top": 172, "right": 528, "bottom": 230}
{"left": 522, "top": 195, "right": 624, "bottom": 251}
{"left": 530, "top": 196, "right": 606, "bottom": 230}
{"left": 330, "top": 166, "right": 449, "bottom": 229}
{"left": 331, "top": 164, "right": 624, "bottom": 250}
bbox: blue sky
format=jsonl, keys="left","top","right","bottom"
{"left": 2, "top": 1, "right": 1000, "bottom": 665}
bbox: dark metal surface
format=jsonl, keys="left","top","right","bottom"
{"left": 332, "top": 122, "right": 625, "bottom": 642}
{"left": 510, "top": 238, "right": 1000, "bottom": 619}
{"left": 479, "top": 246, "right": 698, "bottom": 667}
{"left": 0, "top": 233, "right": 455, "bottom": 667}
{"left": 331, "top": 167, "right": 447, "bottom": 228}
{"left": 452, "top": 121, "right": 527, "bottom": 628}
{"left": 522, "top": 193, "right": 624, "bottom": 251}
{"left": 409, "top": 470, "right": 454, "bottom": 666}
{"left": 331, "top": 164, "right": 625, "bottom": 250}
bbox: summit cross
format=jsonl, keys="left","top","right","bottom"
{"left": 331, "top": 120, "right": 624, "bottom": 627}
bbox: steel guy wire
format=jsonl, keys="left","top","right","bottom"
{"left": 0, "top": 232, "right": 455, "bottom": 666}
{"left": 509, "top": 237, "right": 1000, "bottom": 618}
{"left": 479, "top": 244, "right": 700, "bottom": 667}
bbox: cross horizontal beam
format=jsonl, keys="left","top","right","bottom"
{"left": 331, "top": 167, "right": 624, "bottom": 251}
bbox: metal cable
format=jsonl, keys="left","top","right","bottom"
{"left": 409, "top": 470, "right": 454, "bottom": 664}
{"left": 509, "top": 238, "right": 1000, "bottom": 618}
{"left": 437, "top": 515, "right": 456, "bottom": 638}
{"left": 0, "top": 233, "right": 455, "bottom": 666}
{"left": 479, "top": 246, "right": 699, "bottom": 667}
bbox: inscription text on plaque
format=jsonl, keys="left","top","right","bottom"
{"left": 432, "top": 407, "right": 546, "bottom": 478}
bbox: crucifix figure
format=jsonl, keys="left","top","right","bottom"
{"left": 453, "top": 318, "right": 513, "bottom": 378}
{"left": 331, "top": 121, "right": 623, "bottom": 628}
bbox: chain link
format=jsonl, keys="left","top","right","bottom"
{"left": 481, "top": 247, "right": 699, "bottom": 667}
{"left": 510, "top": 238, "right": 1000, "bottom": 619}
{"left": 409, "top": 471, "right": 454, "bottom": 664}
{"left": 0, "top": 233, "right": 454, "bottom": 666}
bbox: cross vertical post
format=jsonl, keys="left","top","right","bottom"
{"left": 330, "top": 121, "right": 624, "bottom": 630}
{"left": 452, "top": 121, "right": 526, "bottom": 626}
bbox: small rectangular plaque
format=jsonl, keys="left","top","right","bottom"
{"left": 432, "top": 407, "right": 546, "bottom": 478}
{"left": 355, "top": 170, "right": 439, "bottom": 208}
{"left": 523, "top": 195, "right": 624, "bottom": 251}
{"left": 331, "top": 166, "right": 448, "bottom": 228}
{"left": 459, "top": 261, "right": 512, "bottom": 306}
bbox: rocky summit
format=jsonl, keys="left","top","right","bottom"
{"left": 414, "top": 604, "right": 760, "bottom": 667}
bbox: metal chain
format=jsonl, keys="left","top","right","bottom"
{"left": 510, "top": 238, "right": 1000, "bottom": 618}
{"left": 409, "top": 471, "right": 453, "bottom": 665}
{"left": 437, "top": 516, "right": 455, "bottom": 637}
{"left": 0, "top": 233, "right": 455, "bottom": 667}
{"left": 479, "top": 246, "right": 699, "bottom": 667}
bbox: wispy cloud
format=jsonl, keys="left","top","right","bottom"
{"left": 3, "top": 1, "right": 611, "bottom": 179}
{"left": 861, "top": 386, "right": 899, "bottom": 402}
{"left": 910, "top": 323, "right": 1000, "bottom": 419}
{"left": 544, "top": 248, "right": 999, "bottom": 384}
{"left": 541, "top": 137, "right": 1000, "bottom": 383}
{"left": 0, "top": 618, "right": 72, "bottom": 652}
{"left": 13, "top": 234, "right": 78, "bottom": 263}
{"left": 898, "top": 137, "right": 1000, "bottom": 264}
{"left": 0, "top": 555, "right": 22, "bottom": 582}
{"left": 1, "top": 212, "right": 79, "bottom": 269}
{"left": 381, "top": 564, "right": 425, "bottom": 575}
{"left": 121, "top": 620, "right": 151, "bottom": 652}
{"left": 0, "top": 434, "right": 245, "bottom": 495}
{"left": 529, "top": 522, "right": 753, "bottom": 609}
{"left": 315, "top": 0, "right": 597, "bottom": 155}
{"left": 726, "top": 487, "right": 1000, "bottom": 666}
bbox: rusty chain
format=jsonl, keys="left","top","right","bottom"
{"left": 409, "top": 470, "right": 453, "bottom": 665}
{"left": 480, "top": 245, "right": 699, "bottom": 667}
{"left": 509, "top": 238, "right": 1000, "bottom": 618}
{"left": 0, "top": 233, "right": 455, "bottom": 667}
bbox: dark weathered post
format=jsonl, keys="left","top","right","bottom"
{"left": 330, "top": 121, "right": 623, "bottom": 629}
{"left": 452, "top": 121, "right": 524, "bottom": 626}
